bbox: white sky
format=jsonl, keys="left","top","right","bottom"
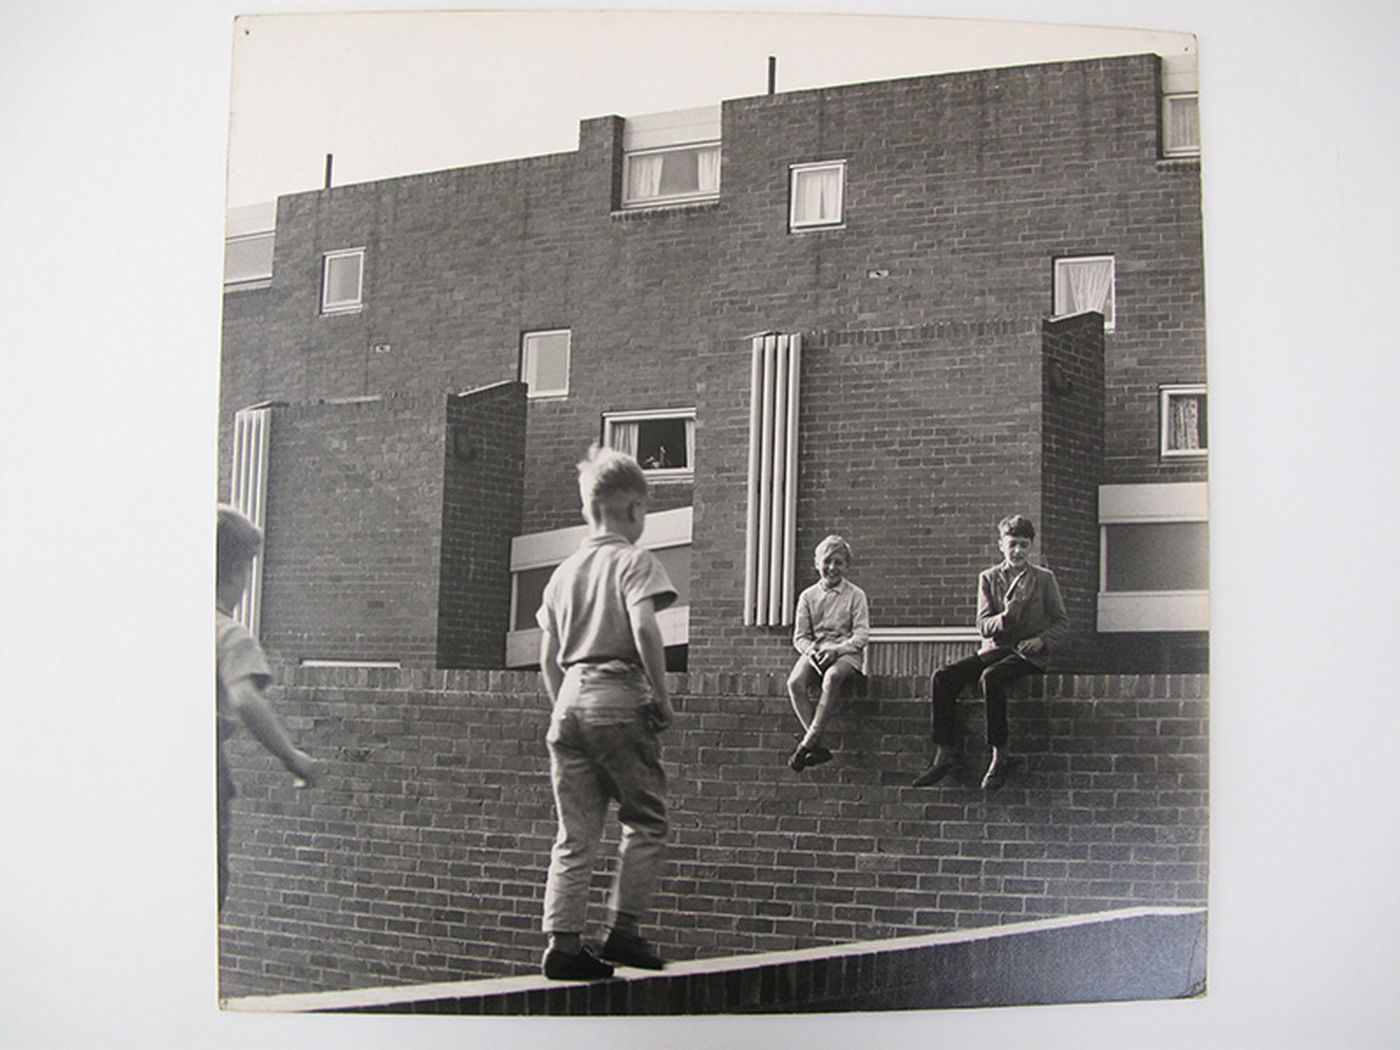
{"left": 227, "top": 11, "right": 1195, "bottom": 208}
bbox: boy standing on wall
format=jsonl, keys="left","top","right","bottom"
{"left": 535, "top": 446, "right": 678, "bottom": 980}
{"left": 216, "top": 505, "right": 318, "bottom": 914}
{"left": 912, "top": 514, "right": 1069, "bottom": 791}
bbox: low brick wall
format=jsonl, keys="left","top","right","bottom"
{"left": 218, "top": 669, "right": 1208, "bottom": 998}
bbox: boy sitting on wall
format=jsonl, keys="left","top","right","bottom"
{"left": 912, "top": 514, "right": 1069, "bottom": 791}
{"left": 786, "top": 534, "right": 870, "bottom": 773}
{"left": 535, "top": 446, "right": 679, "bottom": 980}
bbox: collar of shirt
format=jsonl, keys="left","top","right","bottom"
{"left": 584, "top": 531, "right": 630, "bottom": 550}
{"left": 819, "top": 577, "right": 848, "bottom": 594}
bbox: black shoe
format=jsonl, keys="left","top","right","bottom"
{"left": 600, "top": 929, "right": 666, "bottom": 970}
{"left": 980, "top": 753, "right": 1015, "bottom": 791}
{"left": 912, "top": 756, "right": 956, "bottom": 787}
{"left": 787, "top": 745, "right": 811, "bottom": 772}
{"left": 543, "top": 945, "right": 615, "bottom": 981}
{"left": 805, "top": 745, "right": 833, "bottom": 767}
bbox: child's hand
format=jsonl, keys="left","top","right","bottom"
{"left": 644, "top": 699, "right": 674, "bottom": 733}
{"left": 287, "top": 749, "right": 319, "bottom": 788}
{"left": 1017, "top": 637, "right": 1046, "bottom": 657}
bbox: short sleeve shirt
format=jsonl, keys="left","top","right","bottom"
{"left": 216, "top": 608, "right": 272, "bottom": 742}
{"left": 536, "top": 533, "right": 677, "bottom": 667}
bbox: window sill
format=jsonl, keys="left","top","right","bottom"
{"left": 1155, "top": 155, "right": 1200, "bottom": 171}
{"left": 320, "top": 304, "right": 363, "bottom": 317}
{"left": 612, "top": 199, "right": 721, "bottom": 221}
{"left": 789, "top": 223, "right": 846, "bottom": 235}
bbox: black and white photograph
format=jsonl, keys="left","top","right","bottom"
{"left": 213, "top": 8, "right": 1208, "bottom": 1016}
{"left": 3, "top": 1, "right": 1399, "bottom": 1048}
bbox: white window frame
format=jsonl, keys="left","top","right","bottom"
{"left": 1097, "top": 483, "right": 1209, "bottom": 633}
{"left": 320, "top": 248, "right": 364, "bottom": 314}
{"left": 1162, "top": 92, "right": 1201, "bottom": 158}
{"left": 789, "top": 160, "right": 847, "bottom": 231}
{"left": 602, "top": 408, "right": 696, "bottom": 481}
{"left": 1053, "top": 254, "right": 1116, "bottom": 332}
{"left": 1160, "top": 384, "right": 1208, "bottom": 459}
{"left": 621, "top": 142, "right": 722, "bottom": 209}
{"left": 520, "top": 328, "right": 571, "bottom": 399}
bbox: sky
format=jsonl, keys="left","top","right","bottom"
{"left": 226, "top": 11, "right": 1195, "bottom": 208}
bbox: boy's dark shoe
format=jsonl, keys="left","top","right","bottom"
{"left": 980, "top": 753, "right": 1016, "bottom": 791}
{"left": 912, "top": 755, "right": 956, "bottom": 787}
{"left": 805, "top": 744, "right": 833, "bottom": 766}
{"left": 543, "top": 945, "right": 615, "bottom": 981}
{"left": 787, "top": 743, "right": 831, "bottom": 772}
{"left": 601, "top": 929, "right": 666, "bottom": 970}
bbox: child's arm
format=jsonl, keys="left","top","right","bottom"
{"left": 538, "top": 628, "right": 564, "bottom": 704}
{"left": 629, "top": 597, "right": 674, "bottom": 732}
{"left": 793, "top": 591, "right": 816, "bottom": 655}
{"left": 1020, "top": 571, "right": 1071, "bottom": 655}
{"left": 225, "top": 677, "right": 318, "bottom": 784}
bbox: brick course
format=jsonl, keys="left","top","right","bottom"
{"left": 218, "top": 668, "right": 1207, "bottom": 997}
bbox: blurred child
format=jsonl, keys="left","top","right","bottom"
{"left": 216, "top": 505, "right": 318, "bottom": 913}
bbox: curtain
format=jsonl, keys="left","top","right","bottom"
{"left": 609, "top": 420, "right": 639, "bottom": 457}
{"left": 1166, "top": 96, "right": 1200, "bottom": 152}
{"left": 696, "top": 147, "right": 720, "bottom": 194}
{"left": 684, "top": 418, "right": 696, "bottom": 470}
{"left": 1060, "top": 258, "right": 1113, "bottom": 324}
{"left": 626, "top": 154, "right": 663, "bottom": 201}
{"left": 796, "top": 168, "right": 841, "bottom": 224}
{"left": 1170, "top": 395, "right": 1202, "bottom": 451}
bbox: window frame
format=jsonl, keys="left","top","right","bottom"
{"left": 788, "top": 160, "right": 847, "bottom": 232}
{"left": 1160, "top": 384, "right": 1208, "bottom": 460}
{"left": 519, "top": 328, "right": 572, "bottom": 400}
{"left": 620, "top": 141, "right": 722, "bottom": 210}
{"left": 602, "top": 407, "right": 697, "bottom": 481}
{"left": 1162, "top": 92, "right": 1201, "bottom": 158}
{"left": 1096, "top": 483, "right": 1210, "bottom": 633}
{"left": 1052, "top": 254, "right": 1116, "bottom": 332}
{"left": 320, "top": 247, "right": 365, "bottom": 315}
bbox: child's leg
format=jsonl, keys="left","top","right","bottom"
{"left": 929, "top": 653, "right": 986, "bottom": 746}
{"left": 542, "top": 718, "right": 610, "bottom": 943}
{"left": 607, "top": 724, "right": 668, "bottom": 934}
{"left": 978, "top": 653, "right": 1039, "bottom": 750}
{"left": 786, "top": 656, "right": 821, "bottom": 729}
{"left": 800, "top": 659, "right": 858, "bottom": 748}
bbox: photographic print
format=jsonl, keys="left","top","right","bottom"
{"left": 215, "top": 9, "right": 1208, "bottom": 1016}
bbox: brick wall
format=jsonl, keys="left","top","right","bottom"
{"left": 437, "top": 382, "right": 527, "bottom": 667}
{"left": 259, "top": 396, "right": 450, "bottom": 666}
{"left": 218, "top": 668, "right": 1208, "bottom": 997}
{"left": 1039, "top": 312, "right": 1106, "bottom": 668}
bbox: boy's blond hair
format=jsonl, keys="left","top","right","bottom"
{"left": 577, "top": 444, "right": 649, "bottom": 522}
{"left": 814, "top": 534, "right": 853, "bottom": 566}
{"left": 217, "top": 504, "right": 263, "bottom": 583}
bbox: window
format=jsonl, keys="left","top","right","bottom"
{"left": 622, "top": 143, "right": 721, "bottom": 208}
{"left": 1163, "top": 93, "right": 1201, "bottom": 157}
{"left": 1053, "top": 255, "right": 1115, "bottom": 331}
{"left": 320, "top": 248, "right": 364, "bottom": 313}
{"left": 1161, "top": 385, "right": 1207, "bottom": 458}
{"left": 789, "top": 161, "right": 846, "bottom": 230}
{"left": 1097, "top": 483, "right": 1209, "bottom": 632}
{"left": 603, "top": 409, "right": 696, "bottom": 479}
{"left": 520, "top": 329, "right": 570, "bottom": 398}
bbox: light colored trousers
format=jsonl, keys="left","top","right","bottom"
{"left": 542, "top": 661, "right": 669, "bottom": 934}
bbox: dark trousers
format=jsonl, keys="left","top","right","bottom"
{"left": 930, "top": 649, "right": 1041, "bottom": 749}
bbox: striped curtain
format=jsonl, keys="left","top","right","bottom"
{"left": 744, "top": 333, "right": 801, "bottom": 626}
{"left": 230, "top": 405, "right": 272, "bottom": 635}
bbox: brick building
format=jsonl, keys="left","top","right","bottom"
{"left": 219, "top": 53, "right": 1207, "bottom": 675}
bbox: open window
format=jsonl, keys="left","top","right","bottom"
{"left": 603, "top": 409, "right": 695, "bottom": 479}
{"left": 520, "top": 329, "right": 571, "bottom": 399}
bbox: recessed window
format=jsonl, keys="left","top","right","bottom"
{"left": 1163, "top": 93, "right": 1201, "bottom": 157}
{"left": 789, "top": 161, "right": 846, "bottom": 230}
{"left": 320, "top": 248, "right": 364, "bottom": 314}
{"left": 1053, "top": 254, "right": 1115, "bottom": 331}
{"left": 1103, "top": 522, "right": 1209, "bottom": 592}
{"left": 1097, "top": 483, "right": 1210, "bottom": 633}
{"left": 603, "top": 409, "right": 696, "bottom": 479}
{"left": 622, "top": 143, "right": 721, "bottom": 208}
{"left": 520, "top": 329, "right": 571, "bottom": 399}
{"left": 1161, "top": 385, "right": 1207, "bottom": 458}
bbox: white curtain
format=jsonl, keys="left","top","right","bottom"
{"left": 795, "top": 168, "right": 841, "bottom": 224}
{"left": 1166, "top": 96, "right": 1200, "bottom": 152}
{"left": 1170, "top": 395, "right": 1202, "bottom": 451}
{"left": 626, "top": 154, "right": 664, "bottom": 201}
{"left": 684, "top": 418, "right": 696, "bottom": 470}
{"left": 696, "top": 147, "right": 721, "bottom": 194}
{"left": 608, "top": 420, "right": 639, "bottom": 457}
{"left": 1060, "top": 258, "right": 1113, "bottom": 323}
